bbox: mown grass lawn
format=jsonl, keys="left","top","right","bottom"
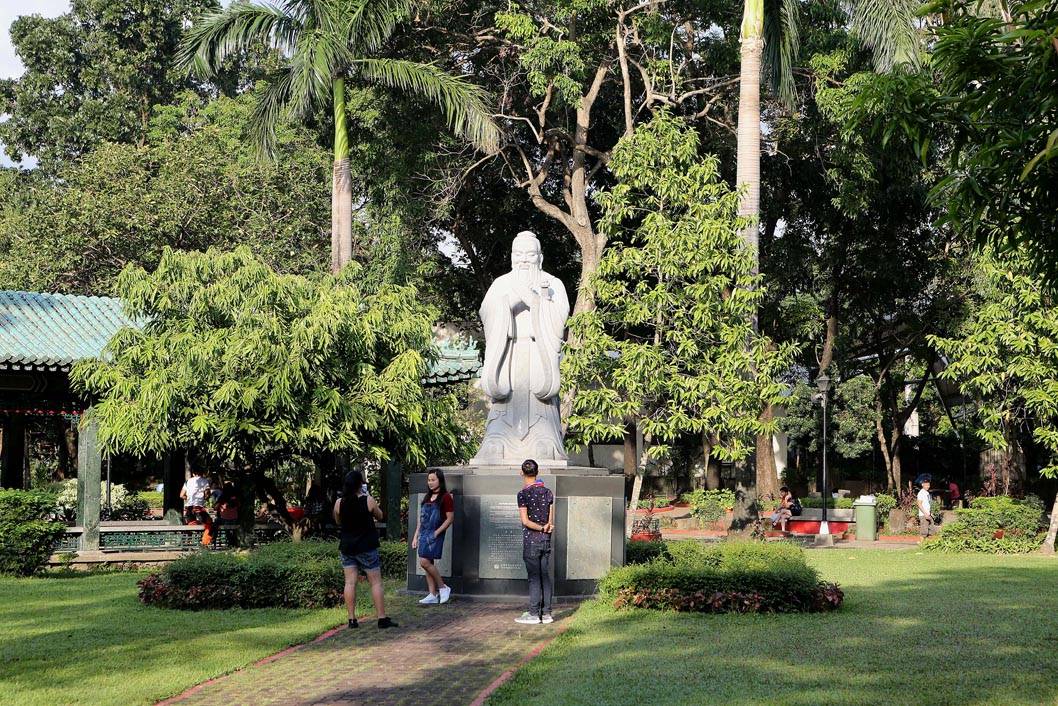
{"left": 490, "top": 549, "right": 1058, "bottom": 706}
{"left": 0, "top": 571, "right": 406, "bottom": 706}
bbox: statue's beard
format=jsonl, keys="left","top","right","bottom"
{"left": 514, "top": 264, "right": 540, "bottom": 283}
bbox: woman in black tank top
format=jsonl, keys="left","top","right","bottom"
{"left": 334, "top": 470, "right": 396, "bottom": 629}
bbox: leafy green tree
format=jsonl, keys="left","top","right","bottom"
{"left": 760, "top": 41, "right": 968, "bottom": 490}
{"left": 736, "top": 0, "right": 922, "bottom": 495}
{"left": 930, "top": 251, "right": 1058, "bottom": 550}
{"left": 72, "top": 247, "right": 469, "bottom": 533}
{"left": 0, "top": 92, "right": 330, "bottom": 294}
{"left": 0, "top": 0, "right": 221, "bottom": 170}
{"left": 179, "top": 0, "right": 500, "bottom": 274}
{"left": 562, "top": 112, "right": 795, "bottom": 531}
{"left": 929, "top": 0, "right": 1058, "bottom": 280}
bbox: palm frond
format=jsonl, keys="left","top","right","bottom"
{"left": 344, "top": 0, "right": 415, "bottom": 55}
{"left": 763, "top": 0, "right": 801, "bottom": 107}
{"left": 247, "top": 68, "right": 296, "bottom": 161}
{"left": 287, "top": 31, "right": 348, "bottom": 119}
{"left": 178, "top": 2, "right": 302, "bottom": 78}
{"left": 353, "top": 58, "right": 501, "bottom": 153}
{"left": 852, "top": 0, "right": 922, "bottom": 71}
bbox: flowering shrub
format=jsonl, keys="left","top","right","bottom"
{"left": 139, "top": 540, "right": 409, "bottom": 609}
{"left": 613, "top": 582, "right": 844, "bottom": 613}
{"left": 54, "top": 479, "right": 150, "bottom": 522}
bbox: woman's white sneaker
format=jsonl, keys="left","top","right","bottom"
{"left": 515, "top": 612, "right": 540, "bottom": 624}
{"left": 419, "top": 593, "right": 439, "bottom": 604}
{"left": 439, "top": 586, "right": 452, "bottom": 604}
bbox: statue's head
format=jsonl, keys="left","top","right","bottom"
{"left": 511, "top": 231, "right": 543, "bottom": 273}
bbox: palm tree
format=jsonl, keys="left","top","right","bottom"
{"left": 734, "top": 0, "right": 921, "bottom": 506}
{"left": 179, "top": 0, "right": 500, "bottom": 273}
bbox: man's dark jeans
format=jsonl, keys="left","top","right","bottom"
{"left": 523, "top": 539, "right": 552, "bottom": 616}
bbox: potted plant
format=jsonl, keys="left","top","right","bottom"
{"left": 630, "top": 514, "right": 662, "bottom": 542}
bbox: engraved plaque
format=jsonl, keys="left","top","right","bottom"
{"left": 478, "top": 495, "right": 527, "bottom": 579}
{"left": 566, "top": 496, "right": 613, "bottom": 579}
{"left": 411, "top": 494, "right": 453, "bottom": 577}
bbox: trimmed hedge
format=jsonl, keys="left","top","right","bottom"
{"left": 140, "top": 540, "right": 409, "bottom": 609}
{"left": 0, "top": 490, "right": 66, "bottom": 576}
{"left": 925, "top": 496, "right": 1045, "bottom": 554}
{"left": 612, "top": 540, "right": 843, "bottom": 613}
{"left": 626, "top": 539, "right": 668, "bottom": 565}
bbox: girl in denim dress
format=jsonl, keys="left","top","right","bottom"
{"left": 412, "top": 470, "right": 454, "bottom": 604}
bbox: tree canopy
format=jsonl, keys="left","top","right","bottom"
{"left": 72, "top": 247, "right": 468, "bottom": 470}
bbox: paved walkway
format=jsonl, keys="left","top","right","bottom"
{"left": 162, "top": 600, "right": 570, "bottom": 706}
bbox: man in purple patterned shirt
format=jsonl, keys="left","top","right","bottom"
{"left": 515, "top": 459, "right": 554, "bottom": 624}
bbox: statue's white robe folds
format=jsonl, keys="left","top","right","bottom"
{"left": 471, "top": 269, "right": 569, "bottom": 465}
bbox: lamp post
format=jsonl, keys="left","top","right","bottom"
{"left": 816, "top": 373, "right": 831, "bottom": 545}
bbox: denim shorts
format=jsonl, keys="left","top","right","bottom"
{"left": 340, "top": 548, "right": 381, "bottom": 572}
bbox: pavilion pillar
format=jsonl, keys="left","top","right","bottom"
{"left": 385, "top": 459, "right": 402, "bottom": 540}
{"left": 162, "top": 450, "right": 186, "bottom": 525}
{"left": 0, "top": 417, "right": 27, "bottom": 489}
{"left": 76, "top": 416, "right": 101, "bottom": 551}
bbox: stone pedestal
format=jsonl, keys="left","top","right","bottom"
{"left": 406, "top": 466, "right": 624, "bottom": 598}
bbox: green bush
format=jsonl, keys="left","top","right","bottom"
{"left": 140, "top": 539, "right": 410, "bottom": 609}
{"left": 684, "top": 489, "right": 736, "bottom": 522}
{"left": 0, "top": 490, "right": 66, "bottom": 576}
{"left": 637, "top": 496, "right": 673, "bottom": 509}
{"left": 379, "top": 540, "right": 407, "bottom": 578}
{"left": 601, "top": 540, "right": 842, "bottom": 613}
{"left": 626, "top": 539, "right": 669, "bottom": 564}
{"left": 875, "top": 493, "right": 898, "bottom": 516}
{"left": 925, "top": 495, "right": 1045, "bottom": 554}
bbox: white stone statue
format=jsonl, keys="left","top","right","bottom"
{"left": 471, "top": 231, "right": 569, "bottom": 466}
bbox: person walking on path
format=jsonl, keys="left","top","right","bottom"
{"left": 918, "top": 477, "right": 937, "bottom": 537}
{"left": 413, "top": 469, "right": 455, "bottom": 605}
{"left": 334, "top": 470, "right": 396, "bottom": 630}
{"left": 516, "top": 459, "right": 554, "bottom": 625}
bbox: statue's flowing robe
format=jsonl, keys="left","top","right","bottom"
{"left": 473, "top": 270, "right": 569, "bottom": 464}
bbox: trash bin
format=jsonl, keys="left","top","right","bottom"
{"left": 853, "top": 496, "right": 877, "bottom": 541}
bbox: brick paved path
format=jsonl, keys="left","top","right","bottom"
{"left": 164, "top": 601, "right": 570, "bottom": 706}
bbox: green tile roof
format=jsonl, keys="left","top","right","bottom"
{"left": 0, "top": 290, "right": 481, "bottom": 384}
{"left": 0, "top": 291, "right": 134, "bottom": 372}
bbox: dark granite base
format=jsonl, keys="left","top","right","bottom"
{"left": 406, "top": 468, "right": 625, "bottom": 598}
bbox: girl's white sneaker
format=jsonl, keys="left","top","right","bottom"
{"left": 439, "top": 586, "right": 452, "bottom": 604}
{"left": 419, "top": 593, "right": 439, "bottom": 604}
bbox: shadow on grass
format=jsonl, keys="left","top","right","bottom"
{"left": 0, "top": 573, "right": 401, "bottom": 705}
{"left": 487, "top": 554, "right": 1058, "bottom": 706}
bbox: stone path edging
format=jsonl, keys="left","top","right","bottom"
{"left": 467, "top": 618, "right": 571, "bottom": 706}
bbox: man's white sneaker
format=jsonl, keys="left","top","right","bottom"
{"left": 515, "top": 612, "right": 541, "bottom": 624}
{"left": 419, "top": 593, "right": 439, "bottom": 605}
{"left": 439, "top": 586, "right": 452, "bottom": 604}
{"left": 541, "top": 613, "right": 554, "bottom": 624}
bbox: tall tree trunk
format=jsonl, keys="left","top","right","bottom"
{"left": 704, "top": 433, "right": 720, "bottom": 490}
{"left": 756, "top": 404, "right": 780, "bottom": 499}
{"left": 623, "top": 422, "right": 637, "bottom": 486}
{"left": 1042, "top": 491, "right": 1058, "bottom": 554}
{"left": 736, "top": 3, "right": 763, "bottom": 260}
{"left": 331, "top": 77, "right": 352, "bottom": 273}
{"left": 730, "top": 1, "right": 764, "bottom": 531}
